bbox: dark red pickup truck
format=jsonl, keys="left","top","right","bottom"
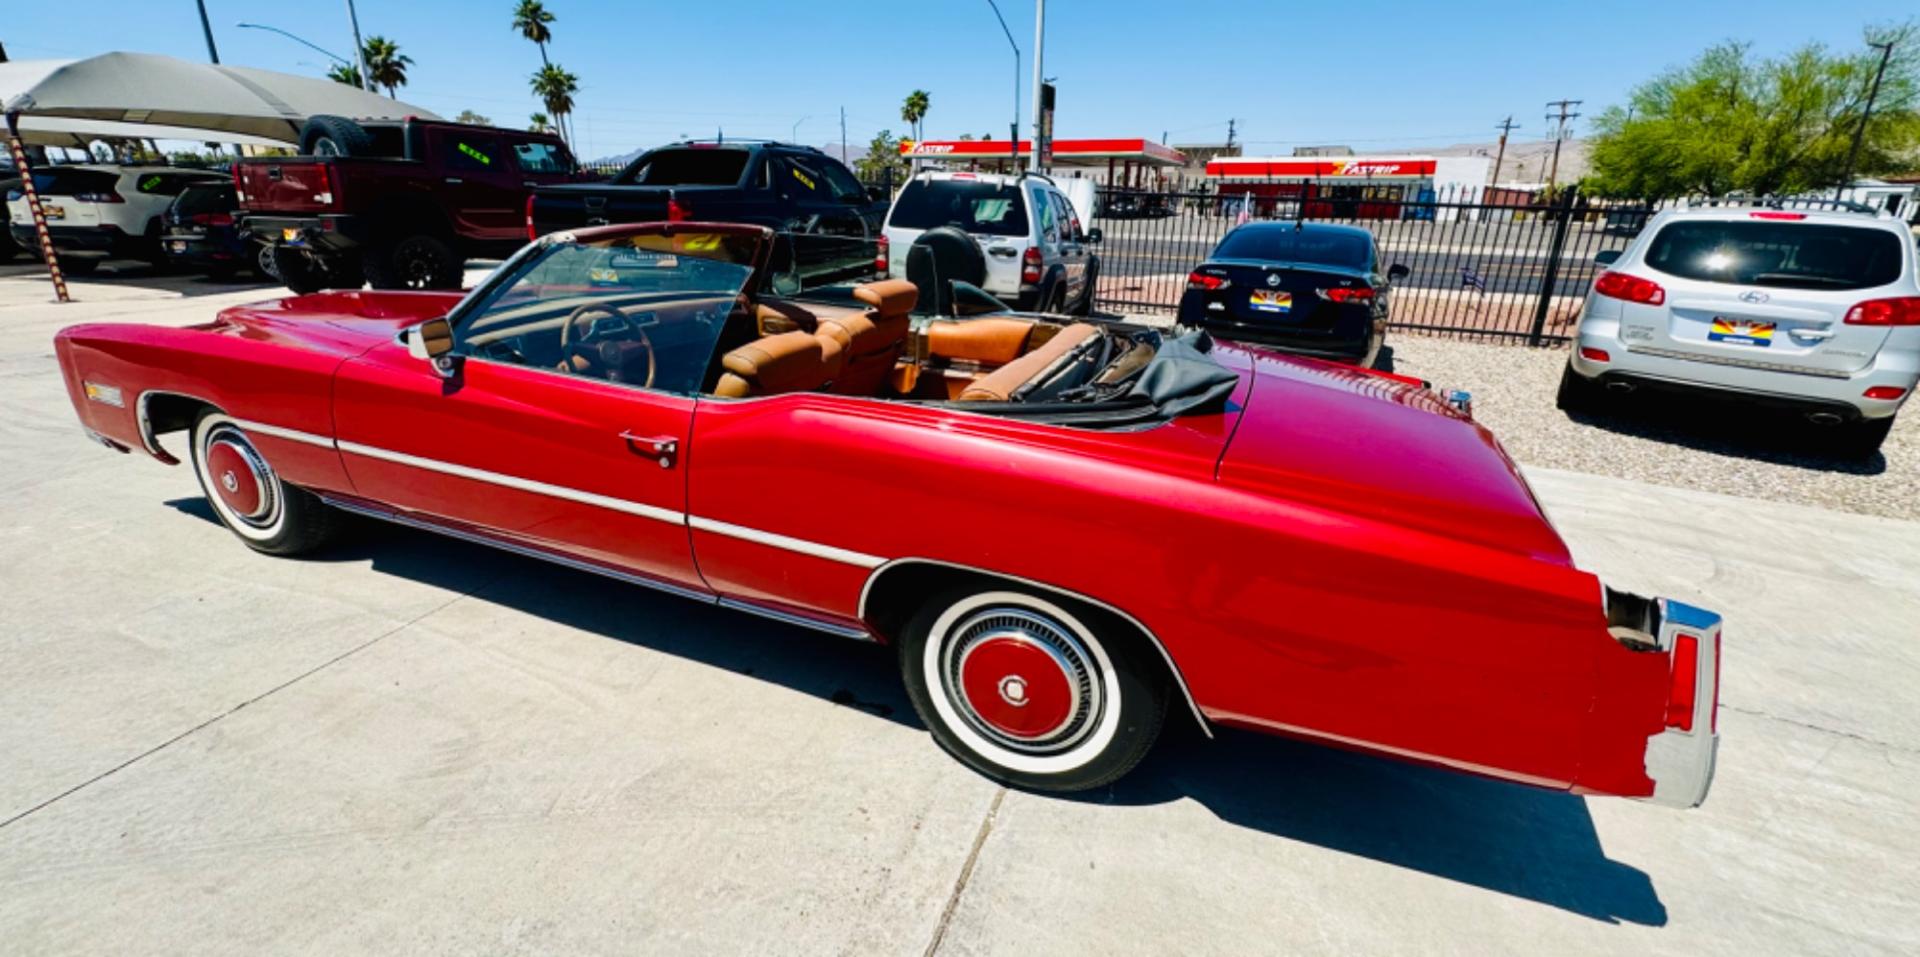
{"left": 237, "top": 116, "right": 583, "bottom": 293}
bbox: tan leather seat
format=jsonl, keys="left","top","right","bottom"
{"left": 927, "top": 317, "right": 1038, "bottom": 366}
{"left": 712, "top": 330, "right": 844, "bottom": 398}
{"left": 821, "top": 280, "right": 916, "bottom": 396}
{"left": 957, "top": 323, "right": 1100, "bottom": 402}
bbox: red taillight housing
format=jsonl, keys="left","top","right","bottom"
{"left": 74, "top": 191, "right": 124, "bottom": 203}
{"left": 525, "top": 194, "right": 538, "bottom": 242}
{"left": 1593, "top": 270, "right": 1665, "bottom": 305}
{"left": 1580, "top": 346, "right": 1611, "bottom": 363}
{"left": 1021, "top": 246, "right": 1043, "bottom": 284}
{"left": 667, "top": 196, "right": 691, "bottom": 222}
{"left": 1186, "top": 271, "right": 1228, "bottom": 291}
{"left": 1322, "top": 286, "right": 1376, "bottom": 303}
{"left": 874, "top": 234, "right": 889, "bottom": 276}
{"left": 1843, "top": 296, "right": 1920, "bottom": 326}
{"left": 1864, "top": 385, "right": 1908, "bottom": 400}
{"left": 190, "top": 212, "right": 235, "bottom": 227}
{"left": 1665, "top": 634, "right": 1700, "bottom": 731}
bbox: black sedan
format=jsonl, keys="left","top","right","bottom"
{"left": 1177, "top": 221, "right": 1406, "bottom": 367}
{"left": 162, "top": 181, "right": 278, "bottom": 281}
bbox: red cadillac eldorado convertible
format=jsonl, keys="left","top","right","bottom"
{"left": 52, "top": 222, "right": 1720, "bottom": 806}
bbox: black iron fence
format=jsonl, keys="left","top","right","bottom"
{"left": 1089, "top": 185, "right": 1662, "bottom": 345}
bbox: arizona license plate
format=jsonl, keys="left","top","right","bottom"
{"left": 1249, "top": 290, "right": 1292, "bottom": 313}
{"left": 169, "top": 241, "right": 188, "bottom": 254}
{"left": 1708, "top": 318, "right": 1775, "bottom": 347}
{"left": 42, "top": 204, "right": 65, "bottom": 220}
{"left": 281, "top": 227, "right": 306, "bottom": 247}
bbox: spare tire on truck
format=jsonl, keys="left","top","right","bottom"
{"left": 298, "top": 115, "right": 373, "bottom": 157}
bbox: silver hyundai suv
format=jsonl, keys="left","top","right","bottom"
{"left": 1559, "top": 201, "right": 1918, "bottom": 456}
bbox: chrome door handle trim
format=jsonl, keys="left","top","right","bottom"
{"left": 620, "top": 431, "right": 679, "bottom": 468}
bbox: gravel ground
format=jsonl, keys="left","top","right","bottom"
{"left": 1382, "top": 334, "right": 1920, "bottom": 522}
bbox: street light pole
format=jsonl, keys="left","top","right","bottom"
{"left": 984, "top": 0, "right": 1021, "bottom": 171}
{"left": 1838, "top": 40, "right": 1897, "bottom": 200}
{"left": 791, "top": 116, "right": 808, "bottom": 142}
{"left": 344, "top": 0, "right": 374, "bottom": 92}
{"left": 1030, "top": 0, "right": 1045, "bottom": 172}
{"left": 194, "top": 0, "right": 222, "bottom": 63}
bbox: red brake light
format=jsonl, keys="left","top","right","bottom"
{"left": 1665, "top": 634, "right": 1700, "bottom": 732}
{"left": 1749, "top": 211, "right": 1806, "bottom": 221}
{"left": 874, "top": 234, "right": 889, "bottom": 276}
{"left": 1580, "top": 346, "right": 1610, "bottom": 363}
{"left": 1021, "top": 245, "right": 1043, "bottom": 284}
{"left": 1186, "top": 271, "right": 1226, "bottom": 291}
{"left": 190, "top": 212, "right": 235, "bottom": 227}
{"left": 1843, "top": 296, "right": 1920, "bottom": 326}
{"left": 1322, "top": 286, "right": 1376, "bottom": 303}
{"left": 525, "top": 194, "right": 538, "bottom": 242}
{"left": 667, "top": 196, "right": 691, "bottom": 222}
{"left": 1864, "top": 385, "right": 1908, "bottom": 400}
{"left": 1593, "top": 270, "right": 1665, "bottom": 305}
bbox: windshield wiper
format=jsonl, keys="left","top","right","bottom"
{"left": 1748, "top": 273, "right": 1856, "bottom": 288}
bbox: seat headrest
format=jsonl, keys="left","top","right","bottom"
{"left": 756, "top": 301, "right": 818, "bottom": 335}
{"left": 854, "top": 279, "right": 919, "bottom": 318}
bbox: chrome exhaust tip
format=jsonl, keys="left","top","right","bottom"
{"left": 1805, "top": 411, "right": 1846, "bottom": 427}
{"left": 1605, "top": 381, "right": 1636, "bottom": 394}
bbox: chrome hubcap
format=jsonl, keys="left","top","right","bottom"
{"left": 943, "top": 607, "right": 1101, "bottom": 753}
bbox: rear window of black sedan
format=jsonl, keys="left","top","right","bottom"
{"left": 1213, "top": 226, "right": 1372, "bottom": 268}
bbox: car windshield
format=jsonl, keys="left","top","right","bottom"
{"left": 454, "top": 229, "right": 764, "bottom": 395}
{"left": 619, "top": 148, "right": 751, "bottom": 186}
{"left": 171, "top": 183, "right": 235, "bottom": 216}
{"left": 888, "top": 179, "right": 1030, "bottom": 236}
{"left": 28, "top": 168, "right": 119, "bottom": 197}
{"left": 1213, "top": 226, "right": 1371, "bottom": 268}
{"left": 1643, "top": 220, "right": 1905, "bottom": 290}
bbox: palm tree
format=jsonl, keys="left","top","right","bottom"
{"left": 901, "top": 90, "right": 930, "bottom": 142}
{"left": 361, "top": 36, "right": 413, "bottom": 98}
{"left": 325, "top": 63, "right": 363, "bottom": 88}
{"left": 530, "top": 64, "right": 579, "bottom": 145}
{"left": 512, "top": 0, "right": 556, "bottom": 66}
{"left": 529, "top": 112, "right": 553, "bottom": 133}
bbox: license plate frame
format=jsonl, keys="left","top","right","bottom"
{"left": 1249, "top": 289, "right": 1292, "bottom": 313}
{"left": 281, "top": 227, "right": 306, "bottom": 248}
{"left": 43, "top": 204, "right": 65, "bottom": 220}
{"left": 1708, "top": 317, "right": 1776, "bottom": 348}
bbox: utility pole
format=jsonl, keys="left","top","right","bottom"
{"left": 344, "top": 0, "right": 374, "bottom": 92}
{"left": 840, "top": 107, "right": 848, "bottom": 165}
{"left": 1490, "top": 116, "right": 1518, "bottom": 185}
{"left": 1543, "top": 99, "right": 1581, "bottom": 193}
{"left": 194, "top": 0, "right": 222, "bottom": 62}
{"left": 1030, "top": 0, "right": 1046, "bottom": 172}
{"left": 1225, "top": 118, "right": 1237, "bottom": 153}
{"left": 1839, "top": 39, "right": 1897, "bottom": 199}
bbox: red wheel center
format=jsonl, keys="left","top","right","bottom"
{"left": 205, "top": 438, "right": 265, "bottom": 518}
{"left": 958, "top": 635, "right": 1076, "bottom": 740}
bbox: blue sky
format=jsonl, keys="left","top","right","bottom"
{"left": 7, "top": 0, "right": 1913, "bottom": 160}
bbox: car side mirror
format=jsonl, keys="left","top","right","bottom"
{"left": 1387, "top": 263, "right": 1410, "bottom": 282}
{"left": 1595, "top": 249, "right": 1622, "bottom": 266}
{"left": 1084, "top": 227, "right": 1103, "bottom": 244}
{"left": 406, "top": 316, "right": 460, "bottom": 378}
{"left": 950, "top": 281, "right": 1011, "bottom": 317}
{"left": 866, "top": 185, "right": 888, "bottom": 202}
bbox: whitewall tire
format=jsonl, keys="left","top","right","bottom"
{"left": 900, "top": 587, "right": 1169, "bottom": 792}
{"left": 189, "top": 412, "right": 341, "bottom": 555}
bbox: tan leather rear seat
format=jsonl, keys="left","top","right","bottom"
{"left": 957, "top": 323, "right": 1099, "bottom": 401}
{"left": 712, "top": 331, "right": 843, "bottom": 398}
{"left": 820, "top": 280, "right": 915, "bottom": 396}
{"left": 715, "top": 279, "right": 917, "bottom": 398}
{"left": 927, "top": 317, "right": 1038, "bottom": 366}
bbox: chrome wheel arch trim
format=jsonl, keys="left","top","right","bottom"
{"left": 856, "top": 557, "right": 1212, "bottom": 738}
{"left": 133, "top": 390, "right": 336, "bottom": 462}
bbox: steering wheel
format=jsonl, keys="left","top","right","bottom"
{"left": 559, "top": 302, "right": 655, "bottom": 389}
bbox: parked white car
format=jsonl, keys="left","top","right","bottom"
{"left": 1560, "top": 201, "right": 1919, "bottom": 456}
{"left": 4, "top": 165, "right": 224, "bottom": 274}
{"left": 882, "top": 170, "right": 1101, "bottom": 314}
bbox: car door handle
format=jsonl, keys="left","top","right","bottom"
{"left": 620, "top": 432, "right": 679, "bottom": 468}
{"left": 1790, "top": 328, "right": 1834, "bottom": 341}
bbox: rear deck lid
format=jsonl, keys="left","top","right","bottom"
{"left": 1624, "top": 216, "right": 1909, "bottom": 374}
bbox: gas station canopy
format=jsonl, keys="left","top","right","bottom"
{"left": 903, "top": 137, "right": 1188, "bottom": 168}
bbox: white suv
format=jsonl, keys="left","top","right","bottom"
{"left": 5, "top": 165, "right": 224, "bottom": 275}
{"left": 882, "top": 171, "right": 1100, "bottom": 313}
{"left": 1560, "top": 202, "right": 1918, "bottom": 456}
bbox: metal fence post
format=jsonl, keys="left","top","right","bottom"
{"left": 1527, "top": 186, "right": 1577, "bottom": 346}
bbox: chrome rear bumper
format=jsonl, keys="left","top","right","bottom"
{"left": 1607, "top": 591, "right": 1722, "bottom": 809}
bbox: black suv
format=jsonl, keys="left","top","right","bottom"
{"left": 529, "top": 141, "right": 888, "bottom": 288}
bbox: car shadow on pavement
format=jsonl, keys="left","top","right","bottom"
{"left": 1084, "top": 723, "right": 1668, "bottom": 927}
{"left": 1566, "top": 397, "right": 1887, "bottom": 475}
{"left": 0, "top": 261, "right": 281, "bottom": 297}
{"left": 167, "top": 497, "right": 1662, "bottom": 927}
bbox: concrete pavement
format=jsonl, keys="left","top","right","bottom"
{"left": 2, "top": 266, "right": 1916, "bottom": 955}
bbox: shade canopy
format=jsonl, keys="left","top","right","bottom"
{"left": 1, "top": 53, "right": 440, "bottom": 144}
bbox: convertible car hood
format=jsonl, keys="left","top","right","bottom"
{"left": 1213, "top": 343, "right": 1571, "bottom": 563}
{"left": 213, "top": 290, "right": 467, "bottom": 356}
